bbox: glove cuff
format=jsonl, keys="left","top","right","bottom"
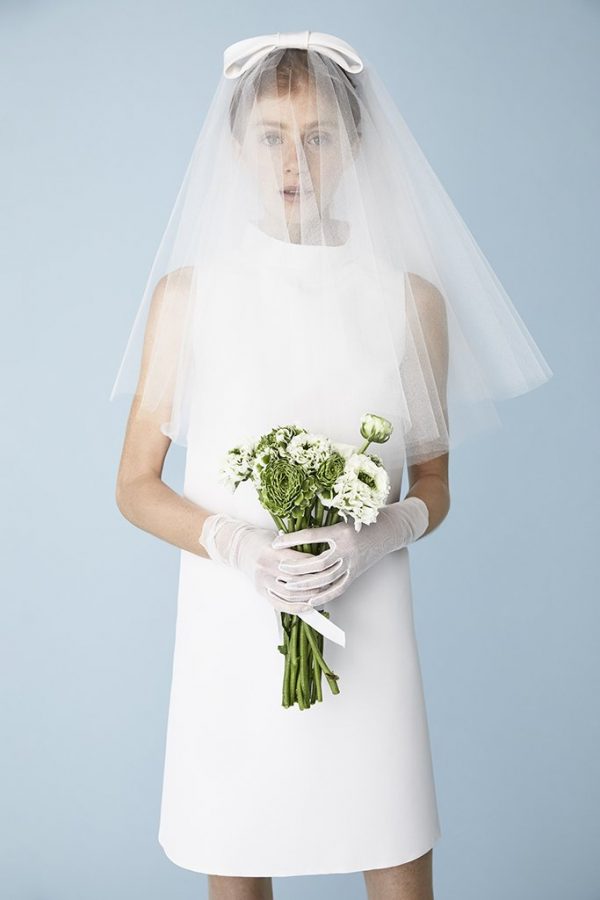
{"left": 380, "top": 496, "right": 429, "bottom": 556}
{"left": 400, "top": 496, "right": 430, "bottom": 543}
{"left": 200, "top": 513, "right": 250, "bottom": 568}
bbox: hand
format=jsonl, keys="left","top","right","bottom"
{"left": 199, "top": 513, "right": 346, "bottom": 615}
{"left": 271, "top": 497, "right": 430, "bottom": 607}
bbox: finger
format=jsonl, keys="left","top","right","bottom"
{"left": 282, "top": 557, "right": 346, "bottom": 591}
{"left": 277, "top": 545, "right": 338, "bottom": 574}
{"left": 276, "top": 547, "right": 327, "bottom": 574}
{"left": 267, "top": 587, "right": 316, "bottom": 614}
{"left": 307, "top": 570, "right": 351, "bottom": 606}
{"left": 272, "top": 527, "right": 332, "bottom": 549}
{"left": 271, "top": 569, "right": 341, "bottom": 600}
{"left": 271, "top": 580, "right": 328, "bottom": 603}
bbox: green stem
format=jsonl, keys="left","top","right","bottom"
{"left": 304, "top": 619, "right": 340, "bottom": 695}
{"left": 295, "top": 663, "right": 307, "bottom": 709}
{"left": 314, "top": 497, "right": 325, "bottom": 526}
{"left": 301, "top": 507, "right": 312, "bottom": 554}
{"left": 318, "top": 629, "right": 327, "bottom": 696}
{"left": 282, "top": 620, "right": 291, "bottom": 708}
{"left": 271, "top": 513, "right": 286, "bottom": 532}
{"left": 310, "top": 640, "right": 317, "bottom": 704}
{"left": 324, "top": 672, "right": 340, "bottom": 695}
{"left": 300, "top": 620, "right": 310, "bottom": 703}
{"left": 314, "top": 642, "right": 323, "bottom": 702}
{"left": 289, "top": 617, "right": 299, "bottom": 705}
{"left": 314, "top": 506, "right": 327, "bottom": 555}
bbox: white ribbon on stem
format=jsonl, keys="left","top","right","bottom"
{"left": 272, "top": 605, "right": 346, "bottom": 648}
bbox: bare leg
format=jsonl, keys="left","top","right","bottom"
{"left": 208, "top": 875, "right": 274, "bottom": 900}
{"left": 363, "top": 848, "right": 434, "bottom": 900}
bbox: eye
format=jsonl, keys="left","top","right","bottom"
{"left": 261, "top": 132, "right": 283, "bottom": 146}
{"left": 307, "top": 133, "right": 330, "bottom": 146}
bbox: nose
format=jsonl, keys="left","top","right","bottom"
{"left": 280, "top": 133, "right": 303, "bottom": 174}
{"left": 282, "top": 146, "right": 299, "bottom": 174}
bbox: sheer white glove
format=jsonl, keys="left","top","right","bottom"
{"left": 271, "top": 497, "right": 430, "bottom": 607}
{"left": 199, "top": 513, "right": 346, "bottom": 615}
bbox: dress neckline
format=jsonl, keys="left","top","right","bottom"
{"left": 241, "top": 219, "right": 356, "bottom": 268}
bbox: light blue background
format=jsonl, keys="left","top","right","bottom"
{"left": 2, "top": 1, "right": 598, "bottom": 898}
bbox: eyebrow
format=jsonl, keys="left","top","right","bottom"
{"left": 254, "top": 120, "right": 336, "bottom": 129}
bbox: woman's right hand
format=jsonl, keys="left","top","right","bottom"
{"left": 199, "top": 513, "right": 345, "bottom": 615}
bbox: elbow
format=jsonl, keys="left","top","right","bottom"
{"left": 442, "top": 489, "right": 451, "bottom": 526}
{"left": 115, "top": 477, "right": 137, "bottom": 523}
{"left": 115, "top": 470, "right": 159, "bottom": 524}
{"left": 115, "top": 480, "right": 129, "bottom": 521}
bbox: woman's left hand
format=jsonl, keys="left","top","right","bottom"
{"left": 270, "top": 497, "right": 429, "bottom": 607}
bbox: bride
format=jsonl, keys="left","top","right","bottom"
{"left": 111, "top": 31, "right": 552, "bottom": 900}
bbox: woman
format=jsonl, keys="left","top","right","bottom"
{"left": 111, "top": 31, "right": 552, "bottom": 900}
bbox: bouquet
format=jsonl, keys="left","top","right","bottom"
{"left": 219, "top": 413, "right": 394, "bottom": 710}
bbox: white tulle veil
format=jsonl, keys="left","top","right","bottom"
{"left": 109, "top": 30, "right": 552, "bottom": 467}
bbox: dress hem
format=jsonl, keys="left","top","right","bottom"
{"left": 158, "top": 827, "right": 442, "bottom": 878}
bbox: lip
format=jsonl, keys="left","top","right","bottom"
{"left": 280, "top": 187, "right": 313, "bottom": 200}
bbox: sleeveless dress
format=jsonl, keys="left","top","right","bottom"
{"left": 157, "top": 220, "right": 442, "bottom": 877}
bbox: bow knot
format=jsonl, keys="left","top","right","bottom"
{"left": 276, "top": 30, "right": 310, "bottom": 50}
{"left": 223, "top": 30, "right": 363, "bottom": 79}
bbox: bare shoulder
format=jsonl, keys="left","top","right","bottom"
{"left": 151, "top": 265, "right": 196, "bottom": 303}
{"left": 144, "top": 265, "right": 196, "bottom": 335}
{"left": 403, "top": 270, "right": 450, "bottom": 387}
{"left": 405, "top": 271, "right": 447, "bottom": 318}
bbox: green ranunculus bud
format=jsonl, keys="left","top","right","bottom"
{"left": 360, "top": 413, "right": 393, "bottom": 444}
{"left": 316, "top": 451, "right": 346, "bottom": 488}
{"left": 258, "top": 458, "right": 316, "bottom": 518}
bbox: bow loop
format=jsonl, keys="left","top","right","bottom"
{"left": 223, "top": 30, "right": 363, "bottom": 79}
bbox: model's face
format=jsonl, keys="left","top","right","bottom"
{"left": 236, "top": 85, "right": 355, "bottom": 226}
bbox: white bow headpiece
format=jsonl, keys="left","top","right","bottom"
{"left": 223, "top": 30, "right": 363, "bottom": 79}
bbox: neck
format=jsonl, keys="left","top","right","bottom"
{"left": 258, "top": 214, "right": 347, "bottom": 246}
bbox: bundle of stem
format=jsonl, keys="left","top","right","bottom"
{"left": 273, "top": 497, "right": 342, "bottom": 709}
{"left": 278, "top": 610, "right": 340, "bottom": 708}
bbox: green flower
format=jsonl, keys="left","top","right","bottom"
{"left": 316, "top": 451, "right": 346, "bottom": 488}
{"left": 258, "top": 458, "right": 317, "bottom": 518}
{"left": 360, "top": 413, "right": 393, "bottom": 444}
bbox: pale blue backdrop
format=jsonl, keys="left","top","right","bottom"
{"left": 2, "top": 1, "right": 598, "bottom": 898}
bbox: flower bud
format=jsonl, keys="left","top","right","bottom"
{"left": 360, "top": 413, "right": 393, "bottom": 444}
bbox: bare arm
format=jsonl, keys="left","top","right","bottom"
{"left": 403, "top": 272, "right": 451, "bottom": 538}
{"left": 114, "top": 268, "right": 211, "bottom": 559}
{"left": 406, "top": 454, "right": 449, "bottom": 538}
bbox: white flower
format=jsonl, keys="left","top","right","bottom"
{"left": 330, "top": 452, "right": 391, "bottom": 531}
{"left": 218, "top": 439, "right": 256, "bottom": 492}
{"left": 287, "top": 432, "right": 332, "bottom": 472}
{"left": 331, "top": 441, "right": 356, "bottom": 460}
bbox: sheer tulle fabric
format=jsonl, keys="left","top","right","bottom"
{"left": 109, "top": 38, "right": 552, "bottom": 466}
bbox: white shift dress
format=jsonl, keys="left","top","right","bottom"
{"left": 157, "top": 220, "right": 442, "bottom": 877}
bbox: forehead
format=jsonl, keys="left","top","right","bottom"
{"left": 248, "top": 89, "right": 337, "bottom": 128}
